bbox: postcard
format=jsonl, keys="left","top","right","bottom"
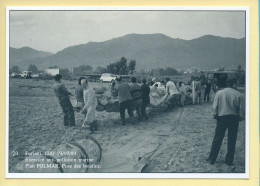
{"left": 6, "top": 7, "right": 250, "bottom": 179}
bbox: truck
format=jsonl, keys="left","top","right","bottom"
{"left": 19, "top": 71, "right": 32, "bottom": 79}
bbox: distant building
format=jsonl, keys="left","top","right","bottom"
{"left": 44, "top": 69, "right": 59, "bottom": 77}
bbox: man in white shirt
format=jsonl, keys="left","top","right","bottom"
{"left": 207, "top": 78, "right": 245, "bottom": 167}
{"left": 178, "top": 81, "right": 186, "bottom": 106}
{"left": 165, "top": 77, "right": 180, "bottom": 108}
{"left": 81, "top": 79, "right": 98, "bottom": 133}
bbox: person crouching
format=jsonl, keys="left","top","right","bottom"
{"left": 165, "top": 77, "right": 180, "bottom": 108}
{"left": 81, "top": 79, "right": 98, "bottom": 133}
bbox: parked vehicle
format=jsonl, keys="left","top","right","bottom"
{"left": 44, "top": 69, "right": 59, "bottom": 77}
{"left": 100, "top": 73, "right": 116, "bottom": 82}
{"left": 19, "top": 71, "right": 32, "bottom": 79}
{"left": 10, "top": 72, "right": 20, "bottom": 78}
{"left": 31, "top": 73, "right": 41, "bottom": 78}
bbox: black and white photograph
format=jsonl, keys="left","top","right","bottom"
{"left": 6, "top": 7, "right": 249, "bottom": 178}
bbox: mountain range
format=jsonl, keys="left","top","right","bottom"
{"left": 9, "top": 33, "right": 246, "bottom": 71}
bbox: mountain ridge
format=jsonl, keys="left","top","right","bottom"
{"left": 10, "top": 34, "right": 246, "bottom": 71}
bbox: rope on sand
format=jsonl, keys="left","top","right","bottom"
{"left": 85, "top": 135, "right": 102, "bottom": 163}
{"left": 43, "top": 155, "right": 64, "bottom": 173}
{"left": 69, "top": 141, "right": 90, "bottom": 173}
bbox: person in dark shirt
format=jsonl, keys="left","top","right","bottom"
{"left": 204, "top": 79, "right": 212, "bottom": 102}
{"left": 53, "top": 74, "right": 75, "bottom": 126}
{"left": 114, "top": 77, "right": 134, "bottom": 125}
{"left": 141, "top": 79, "right": 150, "bottom": 120}
{"left": 129, "top": 77, "right": 142, "bottom": 121}
{"left": 200, "top": 71, "right": 206, "bottom": 85}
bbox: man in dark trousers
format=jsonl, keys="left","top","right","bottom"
{"left": 207, "top": 78, "right": 245, "bottom": 167}
{"left": 129, "top": 77, "right": 143, "bottom": 121}
{"left": 141, "top": 79, "right": 150, "bottom": 120}
{"left": 114, "top": 77, "right": 134, "bottom": 125}
{"left": 53, "top": 74, "right": 75, "bottom": 126}
{"left": 204, "top": 79, "right": 212, "bottom": 102}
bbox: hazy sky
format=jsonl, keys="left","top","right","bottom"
{"left": 10, "top": 10, "right": 246, "bottom": 53}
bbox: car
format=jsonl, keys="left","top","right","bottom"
{"left": 100, "top": 73, "right": 116, "bottom": 83}
{"left": 10, "top": 72, "right": 19, "bottom": 78}
{"left": 31, "top": 74, "right": 41, "bottom": 78}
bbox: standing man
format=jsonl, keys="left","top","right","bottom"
{"left": 194, "top": 78, "right": 203, "bottom": 104}
{"left": 178, "top": 81, "right": 186, "bottom": 107}
{"left": 204, "top": 79, "right": 212, "bottom": 102}
{"left": 207, "top": 78, "right": 245, "bottom": 166}
{"left": 165, "top": 77, "right": 179, "bottom": 108}
{"left": 53, "top": 74, "right": 75, "bottom": 126}
{"left": 81, "top": 79, "right": 98, "bottom": 133}
{"left": 114, "top": 77, "right": 134, "bottom": 125}
{"left": 75, "top": 77, "right": 86, "bottom": 110}
{"left": 129, "top": 77, "right": 143, "bottom": 121}
{"left": 141, "top": 79, "right": 150, "bottom": 120}
{"left": 199, "top": 71, "right": 206, "bottom": 85}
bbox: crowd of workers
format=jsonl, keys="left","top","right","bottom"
{"left": 53, "top": 72, "right": 213, "bottom": 131}
{"left": 53, "top": 73, "right": 245, "bottom": 168}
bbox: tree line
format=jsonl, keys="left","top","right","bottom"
{"left": 9, "top": 57, "right": 137, "bottom": 78}
{"left": 9, "top": 56, "right": 195, "bottom": 78}
{"left": 73, "top": 57, "right": 136, "bottom": 76}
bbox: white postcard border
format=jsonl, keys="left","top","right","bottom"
{"left": 5, "top": 6, "right": 250, "bottom": 179}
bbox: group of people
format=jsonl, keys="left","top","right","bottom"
{"left": 111, "top": 76, "right": 150, "bottom": 125}
{"left": 53, "top": 73, "right": 245, "bottom": 168}
{"left": 53, "top": 74, "right": 152, "bottom": 133}
{"left": 191, "top": 77, "right": 212, "bottom": 104}
{"left": 52, "top": 73, "right": 213, "bottom": 131}
{"left": 150, "top": 75, "right": 212, "bottom": 108}
{"left": 53, "top": 75, "right": 98, "bottom": 133}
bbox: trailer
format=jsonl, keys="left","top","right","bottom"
{"left": 205, "top": 71, "right": 237, "bottom": 91}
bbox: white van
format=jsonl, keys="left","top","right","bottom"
{"left": 100, "top": 73, "right": 116, "bottom": 82}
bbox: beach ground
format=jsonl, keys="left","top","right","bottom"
{"left": 8, "top": 78, "right": 245, "bottom": 173}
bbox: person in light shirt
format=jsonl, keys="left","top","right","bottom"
{"left": 178, "top": 81, "right": 186, "bottom": 106}
{"left": 207, "top": 78, "right": 245, "bottom": 167}
{"left": 75, "top": 77, "right": 86, "bottom": 110}
{"left": 81, "top": 79, "right": 98, "bottom": 133}
{"left": 194, "top": 78, "right": 203, "bottom": 104}
{"left": 165, "top": 77, "right": 179, "bottom": 108}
